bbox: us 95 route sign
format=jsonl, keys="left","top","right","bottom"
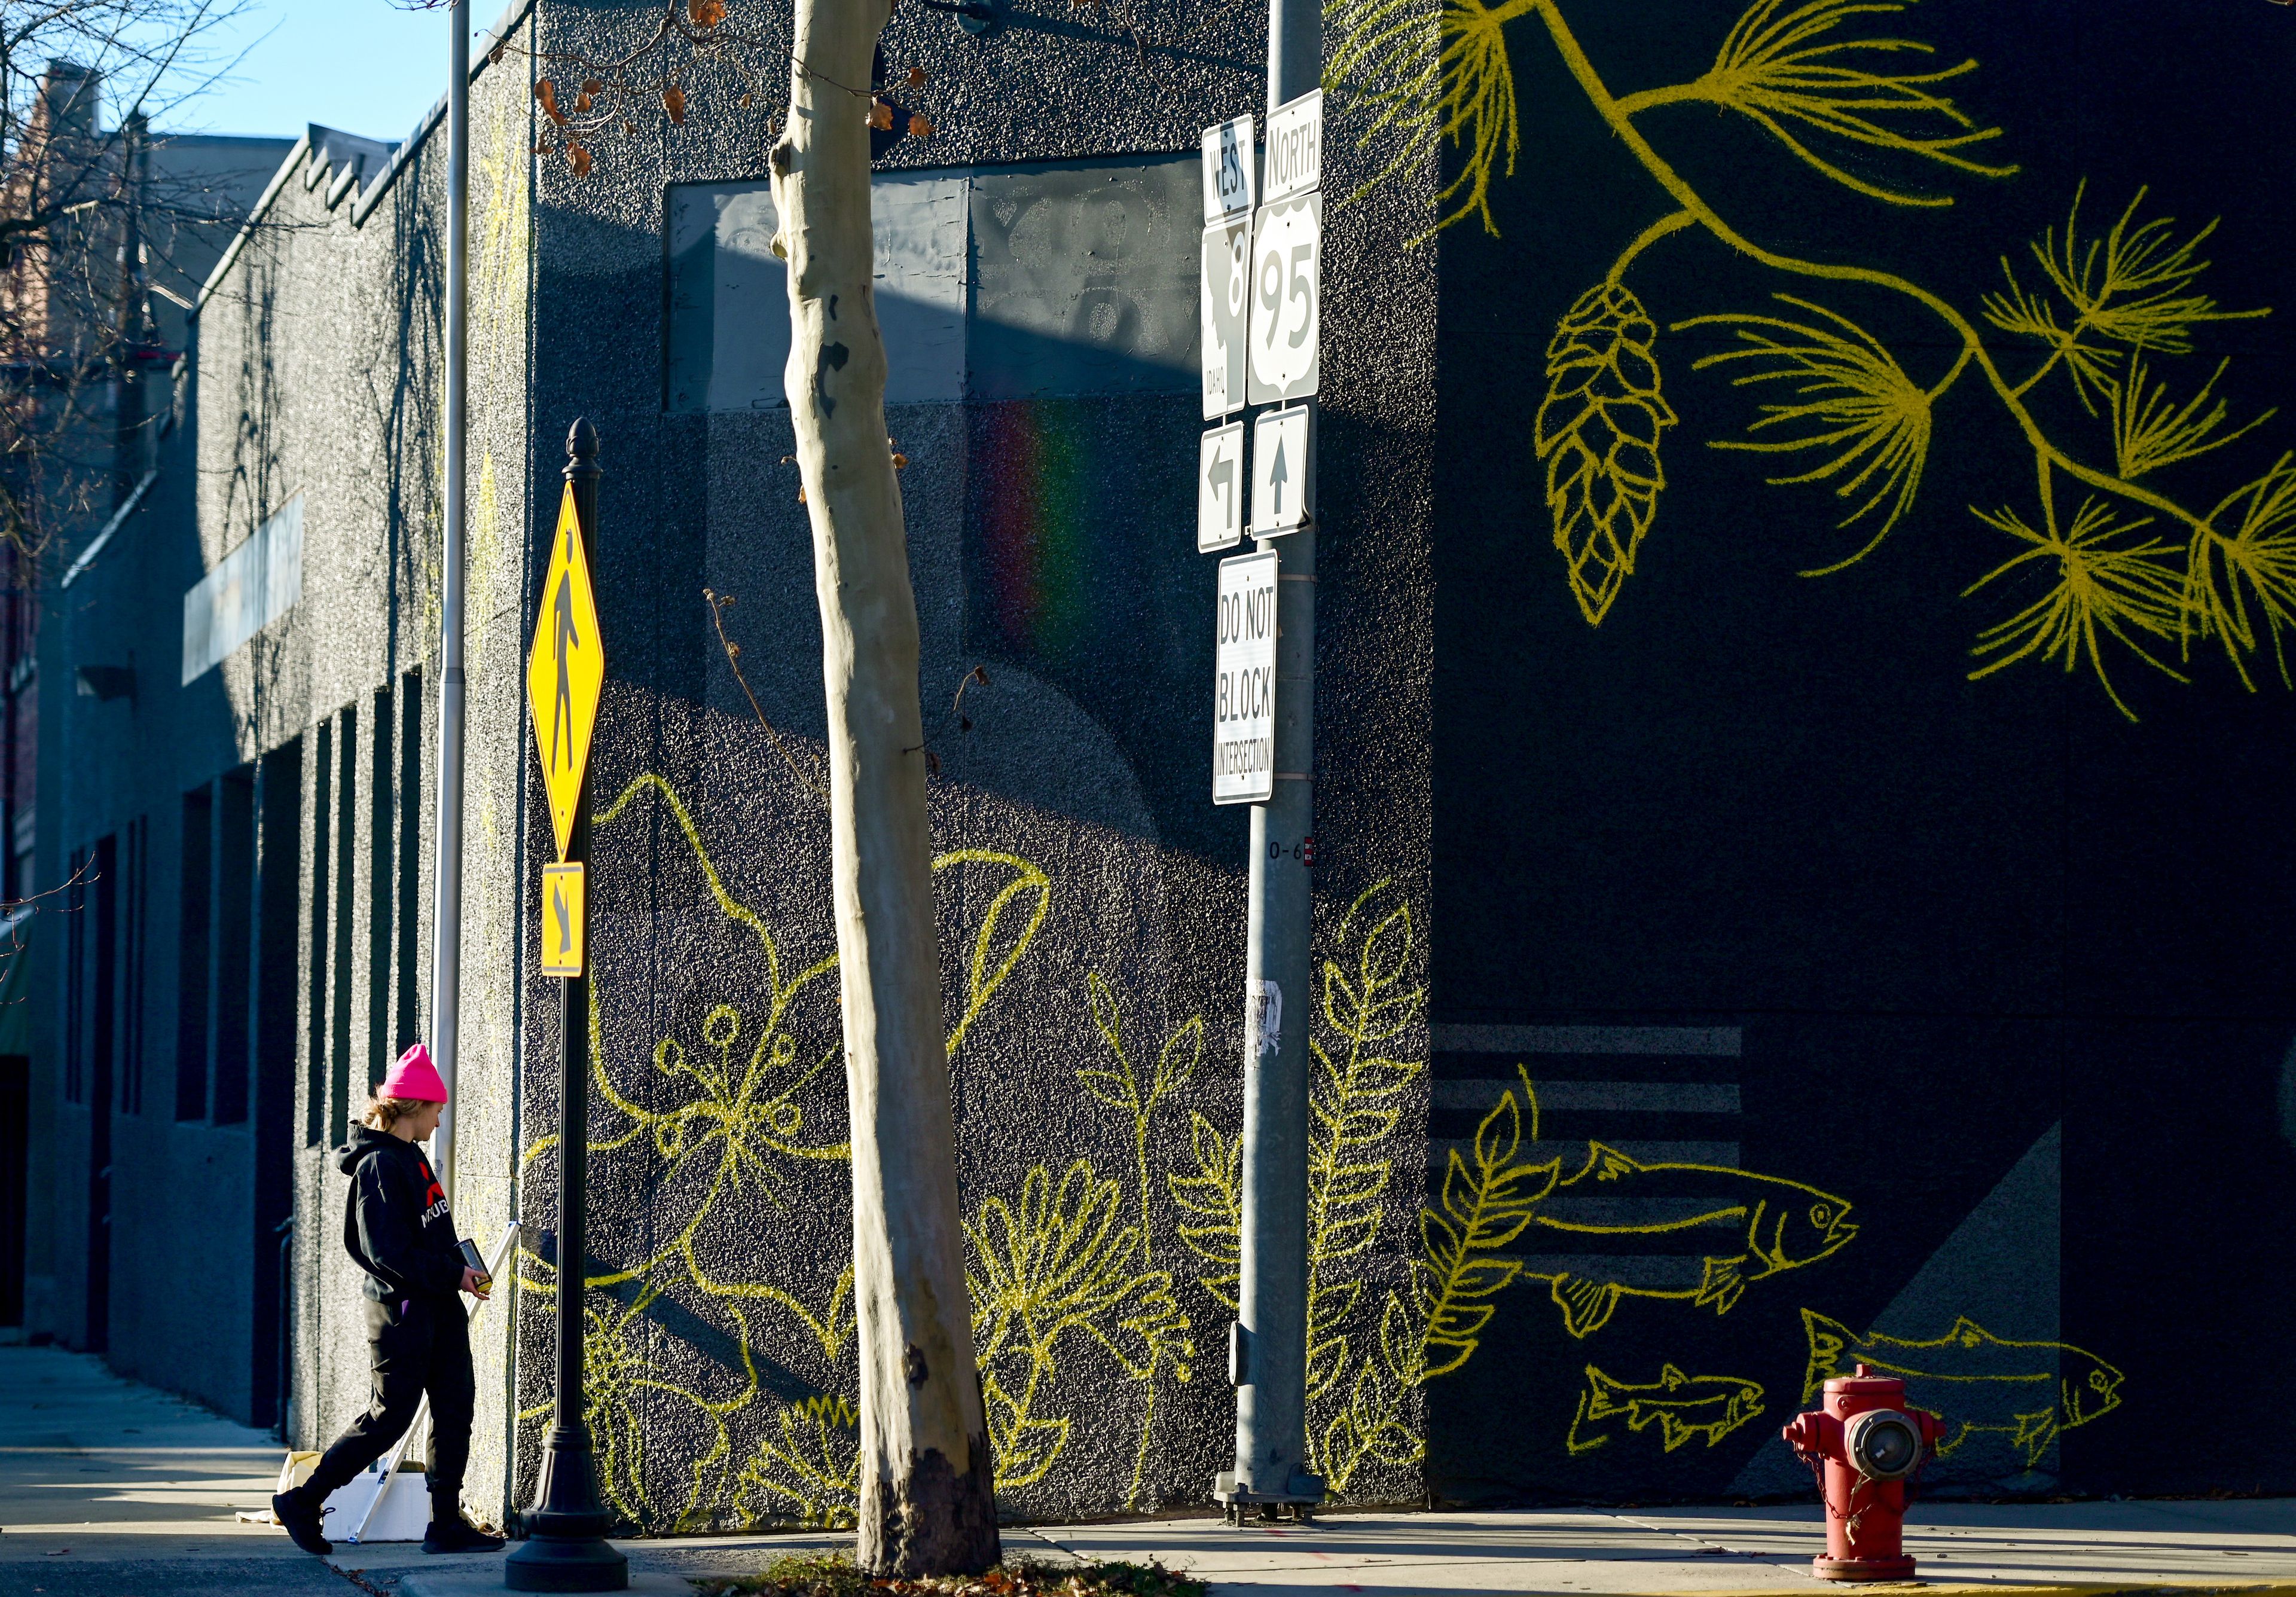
{"left": 1212, "top": 549, "right": 1278, "bottom": 805}
{"left": 1247, "top": 191, "right": 1320, "bottom": 404}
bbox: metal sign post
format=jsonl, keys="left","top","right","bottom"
{"left": 1210, "top": 73, "right": 1324, "bottom": 1524}
{"left": 505, "top": 420, "right": 627, "bottom": 1594}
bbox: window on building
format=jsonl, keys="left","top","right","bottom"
{"left": 395, "top": 670, "right": 422, "bottom": 1061}
{"left": 120, "top": 817, "right": 146, "bottom": 1116}
{"left": 175, "top": 786, "right": 212, "bottom": 1121}
{"left": 62, "top": 845, "right": 84, "bottom": 1104}
{"left": 367, "top": 684, "right": 392, "bottom": 1094}
{"left": 305, "top": 720, "right": 331, "bottom": 1148}
{"left": 328, "top": 705, "right": 356, "bottom": 1146}
{"left": 212, "top": 765, "right": 255, "bottom": 1125}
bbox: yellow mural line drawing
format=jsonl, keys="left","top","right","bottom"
{"left": 1565, "top": 1363, "right": 1766, "bottom": 1455}
{"left": 1167, "top": 1111, "right": 1242, "bottom": 1309}
{"left": 965, "top": 1159, "right": 1193, "bottom": 1492}
{"left": 1304, "top": 882, "right": 1427, "bottom": 1422}
{"left": 507, "top": 771, "right": 1048, "bottom": 1529}
{"left": 1677, "top": 296, "right": 1934, "bottom": 578}
{"left": 1801, "top": 1310, "right": 2126, "bottom": 1468}
{"left": 1327, "top": 0, "right": 2295, "bottom": 715}
{"left": 1537, "top": 283, "right": 1678, "bottom": 624}
{"left": 1078, "top": 976, "right": 1203, "bottom": 1507}
{"left": 731, "top": 1394, "right": 860, "bottom": 1530}
{"left": 1318, "top": 1078, "right": 1550, "bottom": 1491}
{"left": 1521, "top": 1144, "right": 1857, "bottom": 1340}
{"left": 1082, "top": 973, "right": 1202, "bottom": 1273}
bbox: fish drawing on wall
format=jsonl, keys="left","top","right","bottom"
{"left": 1565, "top": 1363, "right": 1766, "bottom": 1455}
{"left": 1521, "top": 1144, "right": 1858, "bottom": 1338}
{"left": 1800, "top": 1311, "right": 2126, "bottom": 1467}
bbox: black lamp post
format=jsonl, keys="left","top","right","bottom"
{"left": 505, "top": 419, "right": 627, "bottom": 1593}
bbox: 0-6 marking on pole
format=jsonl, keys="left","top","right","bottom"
{"left": 1202, "top": 218, "right": 1250, "bottom": 419}
{"left": 1246, "top": 191, "right": 1320, "bottom": 404}
{"left": 1200, "top": 421, "right": 1245, "bottom": 552}
{"left": 1213, "top": 548, "right": 1279, "bottom": 805}
{"left": 1201, "top": 114, "right": 1257, "bottom": 222}
{"left": 540, "top": 862, "right": 585, "bottom": 978}
{"left": 526, "top": 482, "right": 604, "bottom": 862}
{"left": 1250, "top": 405, "right": 1314, "bottom": 536}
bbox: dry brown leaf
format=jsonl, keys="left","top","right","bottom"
{"left": 567, "top": 138, "right": 592, "bottom": 177}
{"left": 691, "top": 0, "right": 728, "bottom": 25}
{"left": 908, "top": 112, "right": 935, "bottom": 138}
{"left": 664, "top": 83, "right": 688, "bottom": 123}
{"left": 535, "top": 79, "right": 566, "bottom": 124}
{"left": 869, "top": 99, "right": 894, "bottom": 130}
{"left": 906, "top": 65, "right": 928, "bottom": 87}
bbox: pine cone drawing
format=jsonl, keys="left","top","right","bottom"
{"left": 1534, "top": 282, "right": 1677, "bottom": 625}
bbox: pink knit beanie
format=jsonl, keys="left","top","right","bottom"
{"left": 380, "top": 1043, "right": 449, "bottom": 1104}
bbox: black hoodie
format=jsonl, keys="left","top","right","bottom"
{"left": 334, "top": 1125, "right": 466, "bottom": 1303}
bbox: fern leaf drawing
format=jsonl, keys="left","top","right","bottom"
{"left": 1415, "top": 1091, "right": 1559, "bottom": 1378}
{"left": 1167, "top": 1111, "right": 1242, "bottom": 1309}
{"left": 1327, "top": 0, "right": 1520, "bottom": 240}
{"left": 1537, "top": 282, "right": 1677, "bottom": 624}
{"left": 2193, "top": 454, "right": 2296, "bottom": 688}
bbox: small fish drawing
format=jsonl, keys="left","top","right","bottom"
{"left": 1567, "top": 1363, "right": 1766, "bottom": 1455}
{"left": 1522, "top": 1144, "right": 1858, "bottom": 1338}
{"left": 1800, "top": 1311, "right": 2125, "bottom": 1467}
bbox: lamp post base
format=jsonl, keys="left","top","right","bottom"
{"left": 505, "top": 1528, "right": 629, "bottom": 1592}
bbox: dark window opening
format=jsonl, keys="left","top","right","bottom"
{"left": 212, "top": 767, "right": 255, "bottom": 1125}
{"left": 395, "top": 670, "right": 422, "bottom": 1061}
{"left": 328, "top": 706, "right": 356, "bottom": 1146}
{"left": 175, "top": 788, "right": 212, "bottom": 1122}
{"left": 305, "top": 720, "right": 331, "bottom": 1148}
{"left": 368, "top": 685, "right": 392, "bottom": 1092}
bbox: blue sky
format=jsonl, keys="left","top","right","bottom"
{"left": 157, "top": 1, "right": 494, "bottom": 143}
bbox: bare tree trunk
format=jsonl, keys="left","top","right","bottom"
{"left": 771, "top": 0, "right": 1000, "bottom": 1576}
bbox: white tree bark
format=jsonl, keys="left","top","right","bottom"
{"left": 771, "top": 0, "right": 999, "bottom": 1575}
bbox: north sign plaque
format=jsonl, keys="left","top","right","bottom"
{"left": 527, "top": 483, "right": 605, "bottom": 862}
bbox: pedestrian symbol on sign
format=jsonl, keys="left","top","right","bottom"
{"left": 526, "top": 484, "right": 606, "bottom": 862}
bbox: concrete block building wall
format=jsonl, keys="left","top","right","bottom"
{"left": 28, "top": 0, "right": 2296, "bottom": 1531}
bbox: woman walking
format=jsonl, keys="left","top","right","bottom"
{"left": 272, "top": 1043, "right": 504, "bottom": 1557}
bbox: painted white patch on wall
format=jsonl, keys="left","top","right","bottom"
{"left": 182, "top": 494, "right": 302, "bottom": 685}
{"left": 668, "top": 173, "right": 969, "bottom": 412}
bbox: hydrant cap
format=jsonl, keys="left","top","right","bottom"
{"left": 1822, "top": 1360, "right": 1906, "bottom": 1400}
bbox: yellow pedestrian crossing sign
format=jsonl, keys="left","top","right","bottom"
{"left": 540, "top": 862, "right": 585, "bottom": 977}
{"left": 527, "top": 483, "right": 604, "bottom": 861}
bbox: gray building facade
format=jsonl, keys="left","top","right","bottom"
{"left": 18, "top": 0, "right": 2296, "bottom": 1532}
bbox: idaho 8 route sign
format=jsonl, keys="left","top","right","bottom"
{"left": 527, "top": 482, "right": 604, "bottom": 861}
{"left": 1212, "top": 548, "right": 1278, "bottom": 804}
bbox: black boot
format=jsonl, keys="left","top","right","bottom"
{"left": 423, "top": 1488, "right": 505, "bottom": 1555}
{"left": 272, "top": 1486, "right": 332, "bottom": 1556}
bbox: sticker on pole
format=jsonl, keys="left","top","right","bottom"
{"left": 1246, "top": 191, "right": 1320, "bottom": 404}
{"left": 1249, "top": 405, "right": 1314, "bottom": 536}
{"left": 540, "top": 862, "right": 585, "bottom": 978}
{"left": 1201, "top": 114, "right": 1256, "bottom": 223}
{"left": 1213, "top": 548, "right": 1278, "bottom": 805}
{"left": 1201, "top": 218, "right": 1250, "bottom": 419}
{"left": 526, "top": 483, "right": 604, "bottom": 862}
{"left": 1199, "top": 420, "right": 1244, "bottom": 552}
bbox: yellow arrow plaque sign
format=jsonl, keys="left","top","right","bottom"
{"left": 527, "top": 483, "right": 604, "bottom": 861}
{"left": 540, "top": 862, "right": 585, "bottom": 978}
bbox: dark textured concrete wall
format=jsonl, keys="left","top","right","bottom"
{"left": 506, "top": 0, "right": 1437, "bottom": 1530}
{"left": 1424, "top": 0, "right": 2296, "bottom": 1503}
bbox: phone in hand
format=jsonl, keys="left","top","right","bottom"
{"left": 456, "top": 1238, "right": 491, "bottom": 1293}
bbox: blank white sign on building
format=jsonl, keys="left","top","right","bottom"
{"left": 183, "top": 494, "right": 303, "bottom": 685}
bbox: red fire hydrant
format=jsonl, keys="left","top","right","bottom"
{"left": 1782, "top": 1363, "right": 1944, "bottom": 1581}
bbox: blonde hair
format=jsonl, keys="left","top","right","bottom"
{"left": 362, "top": 1095, "right": 433, "bottom": 1132}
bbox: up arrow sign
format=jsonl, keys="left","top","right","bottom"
{"left": 1250, "top": 405, "right": 1314, "bottom": 536}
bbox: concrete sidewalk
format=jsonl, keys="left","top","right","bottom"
{"left": 6, "top": 1344, "right": 2294, "bottom": 1596}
